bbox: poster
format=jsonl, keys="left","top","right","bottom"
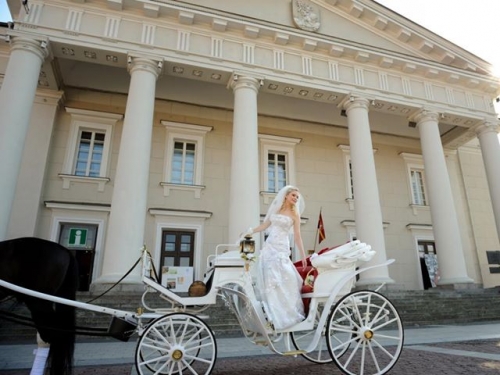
{"left": 424, "top": 254, "right": 439, "bottom": 287}
{"left": 161, "top": 266, "right": 194, "bottom": 293}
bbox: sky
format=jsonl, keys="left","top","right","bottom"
{"left": 376, "top": 0, "right": 499, "bottom": 76}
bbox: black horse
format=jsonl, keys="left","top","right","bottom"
{"left": 0, "top": 237, "right": 78, "bottom": 375}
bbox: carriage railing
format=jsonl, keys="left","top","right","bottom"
{"left": 206, "top": 243, "right": 244, "bottom": 269}
{"left": 139, "top": 243, "right": 247, "bottom": 314}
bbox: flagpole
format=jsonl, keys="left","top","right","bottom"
{"left": 313, "top": 207, "right": 322, "bottom": 253}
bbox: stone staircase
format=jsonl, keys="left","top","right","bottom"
{"left": 1, "top": 287, "right": 499, "bottom": 344}
{"left": 383, "top": 287, "right": 500, "bottom": 326}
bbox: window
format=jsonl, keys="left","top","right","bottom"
{"left": 161, "top": 121, "right": 212, "bottom": 198}
{"left": 267, "top": 152, "right": 287, "bottom": 192}
{"left": 338, "top": 145, "right": 354, "bottom": 210}
{"left": 259, "top": 134, "right": 301, "bottom": 203}
{"left": 74, "top": 130, "right": 105, "bottom": 177}
{"left": 61, "top": 108, "right": 122, "bottom": 191}
{"left": 400, "top": 153, "right": 429, "bottom": 214}
{"left": 161, "top": 230, "right": 195, "bottom": 268}
{"left": 410, "top": 169, "right": 427, "bottom": 205}
{"left": 172, "top": 141, "right": 196, "bottom": 184}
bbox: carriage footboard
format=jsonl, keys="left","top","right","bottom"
{"left": 218, "top": 285, "right": 273, "bottom": 343}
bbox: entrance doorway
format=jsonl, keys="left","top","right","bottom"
{"left": 58, "top": 224, "right": 98, "bottom": 291}
{"left": 418, "top": 240, "right": 439, "bottom": 289}
{"left": 160, "top": 230, "right": 195, "bottom": 290}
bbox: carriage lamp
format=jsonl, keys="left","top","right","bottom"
{"left": 240, "top": 235, "right": 255, "bottom": 256}
{"left": 240, "top": 235, "right": 256, "bottom": 271}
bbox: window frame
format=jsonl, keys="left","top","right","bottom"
{"left": 410, "top": 168, "right": 427, "bottom": 206}
{"left": 400, "top": 153, "right": 430, "bottom": 215}
{"left": 259, "top": 134, "right": 301, "bottom": 204}
{"left": 267, "top": 151, "right": 288, "bottom": 193}
{"left": 60, "top": 108, "right": 122, "bottom": 191}
{"left": 161, "top": 121, "right": 212, "bottom": 198}
{"left": 338, "top": 145, "right": 354, "bottom": 211}
{"left": 74, "top": 130, "right": 106, "bottom": 177}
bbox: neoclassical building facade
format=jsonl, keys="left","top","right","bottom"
{"left": 1, "top": 0, "right": 499, "bottom": 291}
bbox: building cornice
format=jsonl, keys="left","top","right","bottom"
{"left": 4, "top": 0, "right": 498, "bottom": 144}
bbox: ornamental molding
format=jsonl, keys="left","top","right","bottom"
{"left": 6, "top": 0, "right": 498, "bottom": 132}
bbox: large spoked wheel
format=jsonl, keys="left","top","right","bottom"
{"left": 326, "top": 290, "right": 404, "bottom": 375}
{"left": 135, "top": 313, "right": 217, "bottom": 375}
{"left": 291, "top": 307, "right": 334, "bottom": 364}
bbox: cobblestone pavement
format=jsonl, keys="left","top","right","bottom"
{"left": 1, "top": 339, "right": 500, "bottom": 375}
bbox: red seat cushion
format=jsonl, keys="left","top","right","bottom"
{"left": 293, "top": 243, "right": 349, "bottom": 316}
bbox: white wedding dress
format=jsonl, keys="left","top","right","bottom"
{"left": 256, "top": 214, "right": 305, "bottom": 330}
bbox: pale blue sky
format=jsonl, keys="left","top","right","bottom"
{"left": 0, "top": 0, "right": 498, "bottom": 75}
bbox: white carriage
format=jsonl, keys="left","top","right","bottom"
{"left": 0, "top": 240, "right": 404, "bottom": 375}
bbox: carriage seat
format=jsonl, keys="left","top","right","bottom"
{"left": 295, "top": 241, "right": 375, "bottom": 313}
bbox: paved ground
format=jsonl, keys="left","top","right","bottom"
{"left": 1, "top": 340, "right": 500, "bottom": 375}
{"left": 1, "top": 322, "right": 500, "bottom": 374}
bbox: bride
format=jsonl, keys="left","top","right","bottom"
{"left": 244, "top": 185, "right": 307, "bottom": 330}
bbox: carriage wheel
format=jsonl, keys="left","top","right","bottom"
{"left": 291, "top": 307, "right": 333, "bottom": 364}
{"left": 326, "top": 290, "right": 404, "bottom": 375}
{"left": 135, "top": 313, "right": 217, "bottom": 375}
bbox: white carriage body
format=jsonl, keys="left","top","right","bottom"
{"left": 0, "top": 240, "right": 403, "bottom": 375}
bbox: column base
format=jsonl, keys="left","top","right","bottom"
{"left": 436, "top": 278, "right": 477, "bottom": 291}
{"left": 437, "top": 276, "right": 474, "bottom": 287}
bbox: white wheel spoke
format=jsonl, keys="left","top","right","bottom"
{"left": 135, "top": 313, "right": 216, "bottom": 375}
{"left": 327, "top": 290, "right": 404, "bottom": 375}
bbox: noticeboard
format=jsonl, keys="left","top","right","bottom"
{"left": 161, "top": 266, "right": 194, "bottom": 293}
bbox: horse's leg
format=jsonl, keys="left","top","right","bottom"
{"left": 50, "top": 252, "right": 78, "bottom": 375}
{"left": 25, "top": 296, "right": 75, "bottom": 375}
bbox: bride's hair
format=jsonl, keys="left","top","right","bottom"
{"left": 264, "top": 185, "right": 305, "bottom": 224}
{"left": 280, "top": 186, "right": 300, "bottom": 214}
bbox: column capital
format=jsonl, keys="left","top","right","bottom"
{"left": 227, "top": 73, "right": 263, "bottom": 93}
{"left": 127, "top": 56, "right": 162, "bottom": 79}
{"left": 342, "top": 96, "right": 370, "bottom": 113}
{"left": 412, "top": 109, "right": 440, "bottom": 124}
{"left": 10, "top": 36, "right": 49, "bottom": 62}
{"left": 475, "top": 121, "right": 499, "bottom": 136}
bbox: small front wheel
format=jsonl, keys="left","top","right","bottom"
{"left": 135, "top": 313, "right": 217, "bottom": 375}
{"left": 326, "top": 290, "right": 404, "bottom": 375}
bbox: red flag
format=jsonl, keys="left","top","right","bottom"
{"left": 318, "top": 212, "right": 326, "bottom": 244}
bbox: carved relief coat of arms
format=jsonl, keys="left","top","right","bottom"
{"left": 292, "top": 0, "right": 321, "bottom": 32}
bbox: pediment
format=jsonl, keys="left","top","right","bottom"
{"left": 177, "top": 0, "right": 493, "bottom": 76}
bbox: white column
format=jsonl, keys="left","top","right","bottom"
{"left": 415, "top": 110, "right": 472, "bottom": 285}
{"left": 7, "top": 91, "right": 65, "bottom": 238}
{"left": 98, "top": 57, "right": 161, "bottom": 284}
{"left": 0, "top": 37, "right": 48, "bottom": 240}
{"left": 343, "top": 97, "right": 392, "bottom": 285}
{"left": 476, "top": 121, "right": 500, "bottom": 241}
{"left": 227, "top": 74, "right": 262, "bottom": 244}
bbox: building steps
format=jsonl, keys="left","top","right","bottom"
{"left": 1, "top": 287, "right": 499, "bottom": 343}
